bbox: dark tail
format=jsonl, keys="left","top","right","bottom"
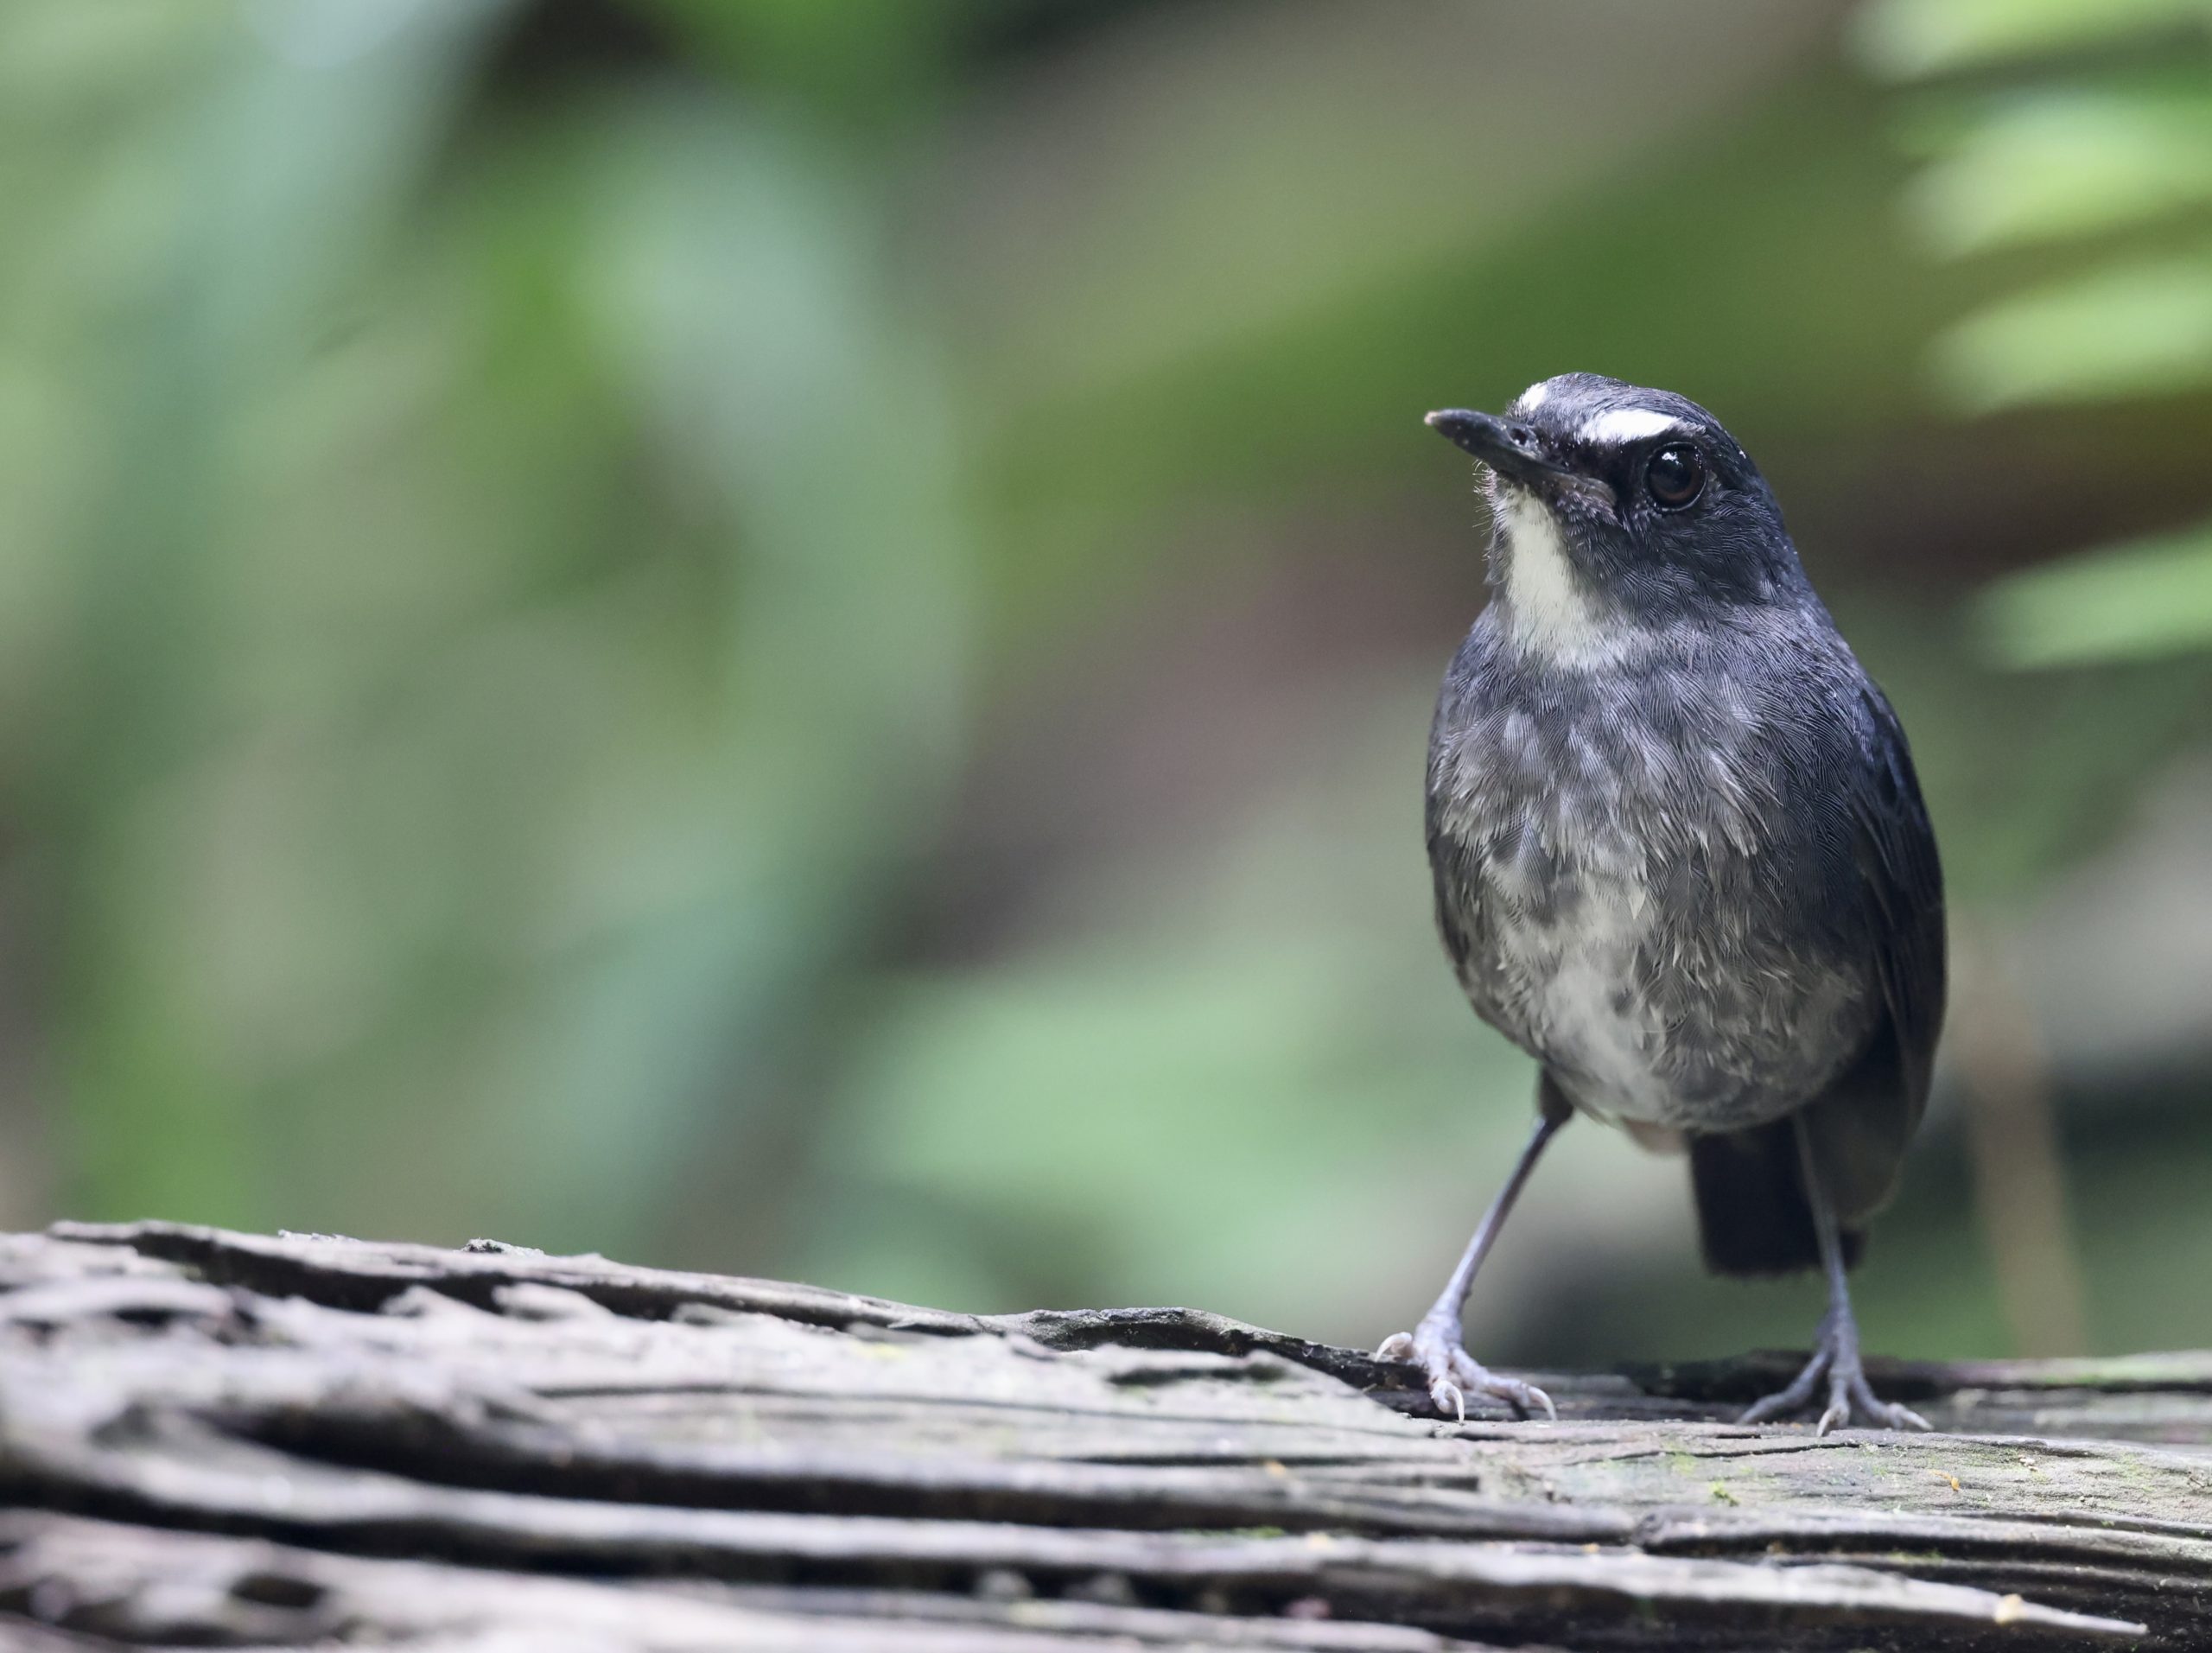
{"left": 1689, "top": 1117, "right": 1864, "bottom": 1277}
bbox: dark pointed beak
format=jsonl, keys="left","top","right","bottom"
{"left": 1426, "top": 409, "right": 1572, "bottom": 486}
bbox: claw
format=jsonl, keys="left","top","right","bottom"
{"left": 1374, "top": 1332, "right": 1414, "bottom": 1363}
{"left": 1741, "top": 1317, "right": 1923, "bottom": 1432}
{"left": 1737, "top": 1347, "right": 1829, "bottom": 1427}
{"left": 1842, "top": 1368, "right": 1932, "bottom": 1432}
{"left": 1373, "top": 1319, "right": 1549, "bottom": 1422}
{"left": 1452, "top": 1350, "right": 1556, "bottom": 1421}
{"left": 1495, "top": 1378, "right": 1558, "bottom": 1422}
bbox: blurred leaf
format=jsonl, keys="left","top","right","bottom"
{"left": 1976, "top": 518, "right": 2212, "bottom": 665}
{"left": 1907, "top": 91, "right": 2212, "bottom": 256}
{"left": 1857, "top": 0, "right": 2212, "bottom": 79}
{"left": 1931, "top": 251, "right": 2212, "bottom": 409}
{"left": 1874, "top": 0, "right": 2212, "bottom": 677}
{"left": 964, "top": 72, "right": 1975, "bottom": 625}
{"left": 799, "top": 696, "right": 1555, "bottom": 1330}
{"left": 640, "top": 0, "right": 942, "bottom": 105}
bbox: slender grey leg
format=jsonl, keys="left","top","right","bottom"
{"left": 1738, "top": 1115, "right": 1932, "bottom": 1434}
{"left": 1376, "top": 1080, "right": 1570, "bottom": 1421}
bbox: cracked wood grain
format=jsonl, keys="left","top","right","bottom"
{"left": 1, "top": 1222, "right": 2202, "bottom": 1649}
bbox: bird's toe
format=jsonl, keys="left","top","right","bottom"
{"left": 1452, "top": 1350, "right": 1556, "bottom": 1421}
{"left": 1742, "top": 1330, "right": 1925, "bottom": 1433}
{"left": 1374, "top": 1326, "right": 1548, "bottom": 1422}
{"left": 1737, "top": 1348, "right": 1831, "bottom": 1426}
{"left": 1373, "top": 1331, "right": 1415, "bottom": 1363}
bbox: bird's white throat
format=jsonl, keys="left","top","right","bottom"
{"left": 1491, "top": 486, "right": 1635, "bottom": 668}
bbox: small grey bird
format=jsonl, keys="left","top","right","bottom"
{"left": 1378, "top": 372, "right": 1945, "bottom": 1433}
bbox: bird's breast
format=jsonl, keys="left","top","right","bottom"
{"left": 1430, "top": 657, "right": 1875, "bottom": 1129}
{"left": 1483, "top": 864, "right": 1677, "bottom": 1122}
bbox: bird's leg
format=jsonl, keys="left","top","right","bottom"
{"left": 1738, "top": 1115, "right": 1932, "bottom": 1434}
{"left": 1375, "top": 1080, "right": 1569, "bottom": 1422}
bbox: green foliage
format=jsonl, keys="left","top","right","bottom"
{"left": 1904, "top": 89, "right": 2212, "bottom": 257}
{"left": 3, "top": 0, "right": 2207, "bottom": 1368}
{"left": 1857, "top": 0, "right": 2212, "bottom": 78}
{"left": 1863, "top": 0, "right": 2212, "bottom": 663}
{"left": 0, "top": 1, "right": 976, "bottom": 1255}
{"left": 1935, "top": 251, "right": 2212, "bottom": 408}
{"left": 1978, "top": 521, "right": 2212, "bottom": 666}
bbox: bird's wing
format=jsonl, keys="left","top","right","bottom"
{"left": 1799, "top": 678, "right": 1948, "bottom": 1225}
{"left": 1849, "top": 678, "right": 1948, "bottom": 1130}
{"left": 1426, "top": 821, "right": 1489, "bottom": 990}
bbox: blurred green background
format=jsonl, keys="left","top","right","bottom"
{"left": 2, "top": 0, "right": 2209, "bottom": 1373}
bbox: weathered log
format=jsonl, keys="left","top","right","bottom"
{"left": 1, "top": 1221, "right": 2206, "bottom": 1649}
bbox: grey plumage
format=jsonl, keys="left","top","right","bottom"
{"left": 1378, "top": 372, "right": 1945, "bottom": 1429}
{"left": 1430, "top": 584, "right": 1943, "bottom": 1267}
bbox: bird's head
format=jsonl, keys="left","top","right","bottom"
{"left": 1427, "top": 374, "right": 1803, "bottom": 664}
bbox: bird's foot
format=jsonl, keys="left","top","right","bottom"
{"left": 1374, "top": 1314, "right": 1555, "bottom": 1423}
{"left": 1738, "top": 1311, "right": 1930, "bottom": 1434}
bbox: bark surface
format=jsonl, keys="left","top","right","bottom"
{"left": 2, "top": 1221, "right": 2205, "bottom": 1650}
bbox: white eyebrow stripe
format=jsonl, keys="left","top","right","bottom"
{"left": 1513, "top": 379, "right": 1552, "bottom": 413}
{"left": 1579, "top": 408, "right": 1688, "bottom": 446}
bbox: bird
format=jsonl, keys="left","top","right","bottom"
{"left": 1376, "top": 372, "right": 1945, "bottom": 1434}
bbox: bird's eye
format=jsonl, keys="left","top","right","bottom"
{"left": 1645, "top": 444, "right": 1706, "bottom": 511}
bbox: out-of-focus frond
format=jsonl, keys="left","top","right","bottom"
{"left": 1978, "top": 519, "right": 2212, "bottom": 666}
{"left": 1858, "top": 0, "right": 2212, "bottom": 78}
{"left": 1865, "top": 0, "right": 2212, "bottom": 666}
{"left": 1934, "top": 250, "right": 2212, "bottom": 408}
{"left": 1906, "top": 91, "right": 2212, "bottom": 257}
